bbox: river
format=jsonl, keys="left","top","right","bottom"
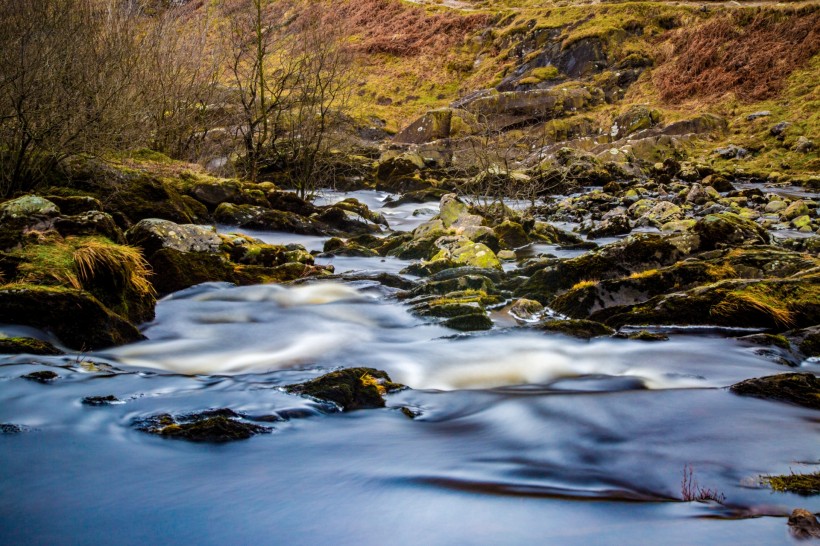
{"left": 1, "top": 190, "right": 817, "bottom": 544}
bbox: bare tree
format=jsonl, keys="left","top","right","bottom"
{"left": 0, "top": 0, "right": 143, "bottom": 196}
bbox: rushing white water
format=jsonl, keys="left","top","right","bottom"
{"left": 1, "top": 189, "right": 818, "bottom": 545}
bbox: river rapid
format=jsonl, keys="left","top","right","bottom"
{"left": 1, "top": 190, "right": 818, "bottom": 545}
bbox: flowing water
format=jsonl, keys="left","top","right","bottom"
{"left": 1, "top": 191, "right": 818, "bottom": 545}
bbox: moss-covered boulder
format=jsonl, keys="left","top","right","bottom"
{"left": 286, "top": 368, "right": 404, "bottom": 411}
{"left": 376, "top": 152, "right": 425, "bottom": 183}
{"left": 0, "top": 195, "right": 61, "bottom": 249}
{"left": 730, "top": 373, "right": 820, "bottom": 410}
{"left": 214, "top": 203, "right": 326, "bottom": 235}
{"left": 509, "top": 298, "right": 544, "bottom": 322}
{"left": 126, "top": 218, "right": 222, "bottom": 256}
{"left": 694, "top": 212, "right": 769, "bottom": 250}
{"left": 536, "top": 319, "right": 614, "bottom": 339}
{"left": 494, "top": 220, "right": 530, "bottom": 249}
{"left": 444, "top": 313, "right": 494, "bottom": 331}
{"left": 139, "top": 409, "right": 269, "bottom": 442}
{"left": 53, "top": 211, "right": 125, "bottom": 243}
{"left": 0, "top": 286, "right": 144, "bottom": 350}
{"left": 517, "top": 233, "right": 696, "bottom": 303}
{"left": 587, "top": 214, "right": 631, "bottom": 239}
{"left": 598, "top": 278, "right": 820, "bottom": 330}
{"left": 0, "top": 337, "right": 64, "bottom": 355}
{"left": 428, "top": 236, "right": 502, "bottom": 271}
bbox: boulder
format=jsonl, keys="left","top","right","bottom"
{"left": 286, "top": 368, "right": 404, "bottom": 411}
{"left": 0, "top": 287, "right": 144, "bottom": 350}
{"left": 694, "top": 212, "right": 769, "bottom": 250}
{"left": 730, "top": 373, "right": 820, "bottom": 410}
{"left": 126, "top": 218, "right": 222, "bottom": 256}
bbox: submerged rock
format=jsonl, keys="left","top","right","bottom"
{"left": 82, "top": 395, "right": 121, "bottom": 406}
{"left": 536, "top": 319, "right": 614, "bottom": 339}
{"left": 21, "top": 370, "right": 59, "bottom": 383}
{"left": 287, "top": 368, "right": 404, "bottom": 411}
{"left": 139, "top": 410, "right": 269, "bottom": 442}
{"left": 730, "top": 373, "right": 820, "bottom": 410}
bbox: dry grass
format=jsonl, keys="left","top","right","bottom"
{"left": 73, "top": 239, "right": 155, "bottom": 297}
{"left": 713, "top": 287, "right": 795, "bottom": 328}
{"left": 571, "top": 279, "right": 599, "bottom": 291}
{"left": 628, "top": 269, "right": 659, "bottom": 280}
{"left": 334, "top": 0, "right": 488, "bottom": 56}
{"left": 654, "top": 9, "right": 820, "bottom": 103}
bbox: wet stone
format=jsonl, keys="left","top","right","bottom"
{"left": 22, "top": 370, "right": 59, "bottom": 383}
{"left": 287, "top": 368, "right": 404, "bottom": 411}
{"left": 82, "top": 395, "right": 121, "bottom": 406}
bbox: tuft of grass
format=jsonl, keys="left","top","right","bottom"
{"left": 681, "top": 464, "right": 726, "bottom": 504}
{"left": 763, "top": 470, "right": 820, "bottom": 496}
{"left": 628, "top": 268, "right": 658, "bottom": 280}
{"left": 359, "top": 372, "right": 387, "bottom": 396}
{"left": 72, "top": 238, "right": 155, "bottom": 298}
{"left": 571, "top": 279, "right": 599, "bottom": 291}
{"left": 713, "top": 287, "right": 795, "bottom": 328}
{"left": 705, "top": 263, "right": 738, "bottom": 280}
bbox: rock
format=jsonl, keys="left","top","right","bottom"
{"left": 53, "top": 211, "right": 124, "bottom": 243}
{"left": 611, "top": 105, "right": 661, "bottom": 139}
{"left": 694, "top": 212, "right": 769, "bottom": 250}
{"left": 781, "top": 200, "right": 810, "bottom": 221}
{"left": 214, "top": 203, "right": 325, "bottom": 235}
{"left": 146, "top": 412, "right": 269, "bottom": 442}
{"left": 99, "top": 174, "right": 207, "bottom": 226}
{"left": 793, "top": 326, "right": 820, "bottom": 357}
{"left": 517, "top": 233, "right": 696, "bottom": 303}
{"left": 685, "top": 183, "right": 710, "bottom": 205}
{"left": 714, "top": 145, "right": 748, "bottom": 159}
{"left": 0, "top": 195, "right": 59, "bottom": 220}
{"left": 509, "top": 298, "right": 544, "bottom": 322}
{"left": 731, "top": 373, "right": 820, "bottom": 410}
{"left": 82, "top": 395, "right": 120, "bottom": 406}
{"left": 588, "top": 215, "right": 631, "bottom": 239}
{"left": 438, "top": 194, "right": 471, "bottom": 228}
{"left": 125, "top": 218, "right": 221, "bottom": 256}
{"left": 376, "top": 152, "right": 425, "bottom": 182}
{"left": 770, "top": 121, "right": 791, "bottom": 137}
{"left": 764, "top": 200, "right": 787, "bottom": 213}
{"left": 189, "top": 180, "right": 244, "bottom": 208}
{"left": 702, "top": 175, "right": 735, "bottom": 193}
{"left": 44, "top": 195, "right": 103, "bottom": 215}
{"left": 494, "top": 220, "right": 529, "bottom": 249}
{"left": 600, "top": 278, "right": 820, "bottom": 331}
{"left": 618, "top": 330, "right": 669, "bottom": 341}
{"left": 429, "top": 237, "right": 502, "bottom": 270}
{"left": 640, "top": 202, "right": 683, "bottom": 228}
{"left": 794, "top": 136, "right": 815, "bottom": 153}
{"left": 393, "top": 108, "right": 454, "bottom": 144}
{"left": 0, "top": 424, "right": 23, "bottom": 434}
{"left": 746, "top": 111, "right": 771, "bottom": 121}
{"left": 536, "top": 319, "right": 614, "bottom": 339}
{"left": 788, "top": 509, "right": 820, "bottom": 539}
{"left": 22, "top": 370, "right": 59, "bottom": 383}
{"left": 286, "top": 368, "right": 403, "bottom": 411}
{"left": 0, "top": 287, "right": 144, "bottom": 350}
{"left": 444, "top": 313, "right": 493, "bottom": 331}
{"left": 314, "top": 205, "right": 383, "bottom": 236}
{"left": 0, "top": 337, "right": 64, "bottom": 355}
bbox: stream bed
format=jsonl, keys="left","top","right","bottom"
{"left": 1, "top": 191, "right": 818, "bottom": 545}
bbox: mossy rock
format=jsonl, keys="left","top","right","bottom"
{"left": 97, "top": 174, "right": 207, "bottom": 227}
{"left": 126, "top": 218, "right": 222, "bottom": 256}
{"left": 694, "top": 212, "right": 769, "bottom": 250}
{"left": 146, "top": 248, "right": 236, "bottom": 295}
{"left": 517, "top": 233, "right": 695, "bottom": 303}
{"left": 44, "top": 195, "right": 104, "bottom": 215}
{"left": 138, "top": 410, "right": 269, "bottom": 442}
{"left": 430, "top": 238, "right": 502, "bottom": 270}
{"left": 536, "top": 319, "right": 614, "bottom": 339}
{"left": 287, "top": 368, "right": 404, "bottom": 411}
{"left": 0, "top": 286, "right": 143, "bottom": 350}
{"left": 621, "top": 330, "right": 669, "bottom": 342}
{"left": 494, "top": 220, "right": 529, "bottom": 249}
{"left": 730, "top": 373, "right": 820, "bottom": 410}
{"left": 509, "top": 298, "right": 544, "bottom": 321}
{"left": 598, "top": 278, "right": 820, "bottom": 331}
{"left": 0, "top": 195, "right": 59, "bottom": 220}
{"left": 53, "top": 211, "right": 125, "bottom": 243}
{"left": 0, "top": 337, "right": 63, "bottom": 355}
{"left": 214, "top": 203, "right": 326, "bottom": 235}
{"left": 444, "top": 313, "right": 493, "bottom": 331}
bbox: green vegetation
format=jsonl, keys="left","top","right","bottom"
{"left": 763, "top": 471, "right": 820, "bottom": 496}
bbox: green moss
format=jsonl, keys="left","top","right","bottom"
{"left": 537, "top": 319, "right": 614, "bottom": 339}
{"left": 763, "top": 471, "right": 820, "bottom": 496}
{"left": 730, "top": 373, "right": 820, "bottom": 410}
{"left": 520, "top": 65, "right": 560, "bottom": 84}
{"left": 0, "top": 337, "right": 63, "bottom": 355}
